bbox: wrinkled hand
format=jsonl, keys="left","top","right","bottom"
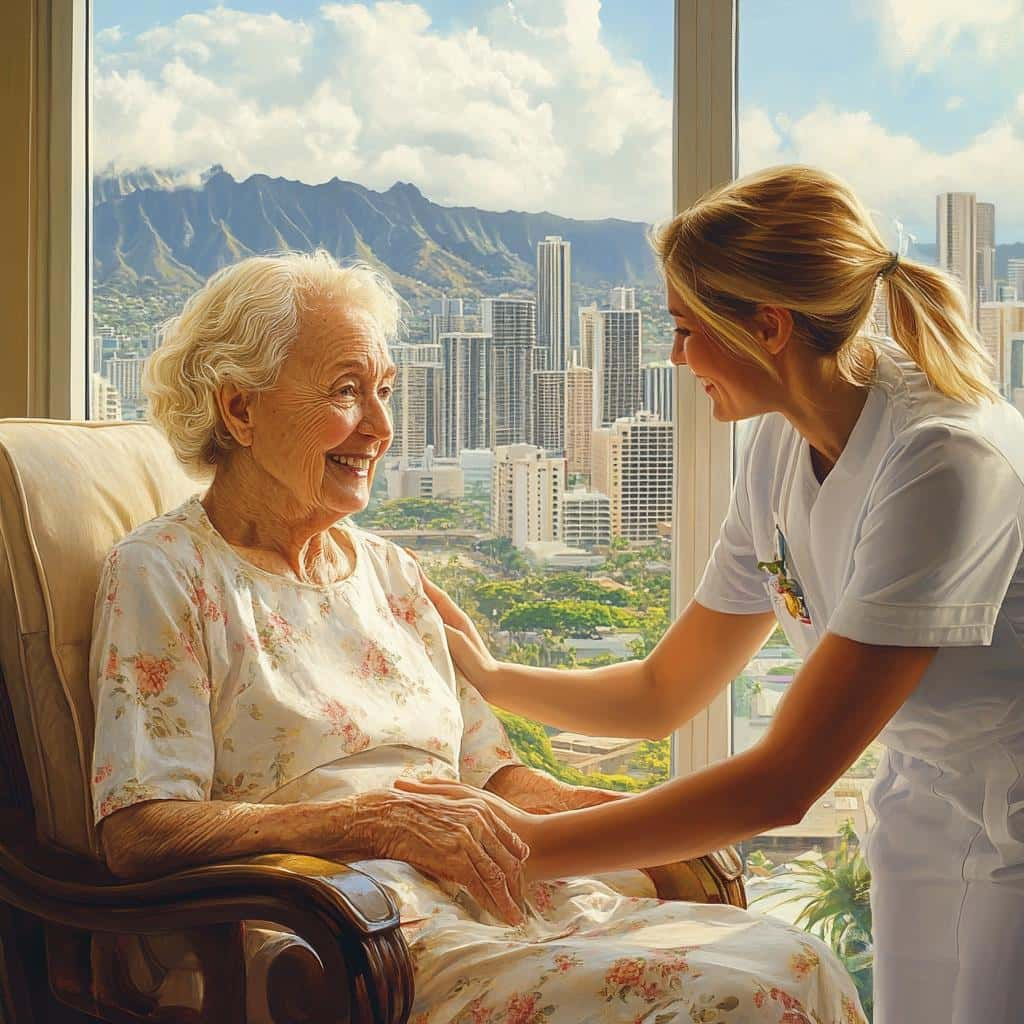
{"left": 368, "top": 789, "right": 529, "bottom": 925}
{"left": 391, "top": 778, "right": 544, "bottom": 860}
{"left": 406, "top": 553, "right": 499, "bottom": 693}
{"left": 488, "top": 764, "right": 631, "bottom": 815}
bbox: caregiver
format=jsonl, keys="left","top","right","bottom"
{"left": 399, "top": 164, "right": 1024, "bottom": 1024}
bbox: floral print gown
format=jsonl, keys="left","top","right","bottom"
{"left": 90, "top": 497, "right": 865, "bottom": 1024}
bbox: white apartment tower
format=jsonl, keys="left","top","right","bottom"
{"left": 90, "top": 373, "right": 122, "bottom": 421}
{"left": 592, "top": 412, "right": 674, "bottom": 541}
{"left": 979, "top": 302, "right": 1024, "bottom": 396}
{"left": 608, "top": 287, "right": 636, "bottom": 311}
{"left": 592, "top": 306, "right": 643, "bottom": 428}
{"left": 537, "top": 236, "right": 571, "bottom": 371}
{"left": 105, "top": 354, "right": 146, "bottom": 409}
{"left": 439, "top": 332, "right": 493, "bottom": 457}
{"left": 562, "top": 487, "right": 612, "bottom": 550}
{"left": 937, "top": 192, "right": 978, "bottom": 325}
{"left": 532, "top": 370, "right": 566, "bottom": 454}
{"left": 1008, "top": 259, "right": 1024, "bottom": 300}
{"left": 565, "top": 358, "right": 594, "bottom": 480}
{"left": 482, "top": 296, "right": 536, "bottom": 447}
{"left": 578, "top": 304, "right": 598, "bottom": 368}
{"left": 976, "top": 202, "right": 996, "bottom": 304}
{"left": 641, "top": 365, "right": 675, "bottom": 422}
{"left": 390, "top": 343, "right": 442, "bottom": 466}
{"left": 492, "top": 444, "right": 566, "bottom": 550}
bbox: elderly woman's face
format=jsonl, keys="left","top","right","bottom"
{"left": 247, "top": 301, "right": 395, "bottom": 518}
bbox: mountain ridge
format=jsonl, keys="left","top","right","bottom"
{"left": 92, "top": 168, "right": 664, "bottom": 302}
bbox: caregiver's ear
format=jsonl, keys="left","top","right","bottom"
{"left": 750, "top": 305, "right": 795, "bottom": 355}
{"left": 216, "top": 382, "right": 258, "bottom": 447}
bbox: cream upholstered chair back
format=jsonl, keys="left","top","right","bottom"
{"left": 0, "top": 420, "right": 200, "bottom": 857}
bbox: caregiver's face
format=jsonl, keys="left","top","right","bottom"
{"left": 249, "top": 301, "right": 395, "bottom": 518}
{"left": 667, "top": 283, "right": 775, "bottom": 422}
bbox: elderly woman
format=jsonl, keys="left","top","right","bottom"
{"left": 91, "top": 251, "right": 864, "bottom": 1023}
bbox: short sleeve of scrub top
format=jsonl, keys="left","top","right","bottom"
{"left": 694, "top": 430, "right": 774, "bottom": 616}
{"left": 828, "top": 424, "right": 1024, "bottom": 648}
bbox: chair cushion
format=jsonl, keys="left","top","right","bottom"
{"left": 0, "top": 420, "right": 200, "bottom": 855}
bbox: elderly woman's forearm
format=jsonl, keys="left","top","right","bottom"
{"left": 100, "top": 793, "right": 390, "bottom": 879}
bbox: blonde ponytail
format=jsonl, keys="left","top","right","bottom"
{"left": 654, "top": 164, "right": 998, "bottom": 404}
{"left": 884, "top": 259, "right": 998, "bottom": 403}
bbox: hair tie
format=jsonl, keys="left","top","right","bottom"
{"left": 879, "top": 251, "right": 900, "bottom": 280}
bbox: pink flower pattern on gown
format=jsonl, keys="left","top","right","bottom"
{"left": 89, "top": 496, "right": 866, "bottom": 1024}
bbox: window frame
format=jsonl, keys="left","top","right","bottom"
{"left": 46, "top": 0, "right": 737, "bottom": 774}
{"left": 670, "top": 0, "right": 737, "bottom": 776}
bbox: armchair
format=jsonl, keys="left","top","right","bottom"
{"left": 0, "top": 419, "right": 744, "bottom": 1024}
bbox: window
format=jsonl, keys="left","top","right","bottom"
{"left": 733, "top": 3, "right": 1021, "bottom": 1013}
{"left": 88, "top": 0, "right": 682, "bottom": 793}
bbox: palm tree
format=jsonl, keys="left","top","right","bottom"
{"left": 752, "top": 820, "right": 874, "bottom": 1018}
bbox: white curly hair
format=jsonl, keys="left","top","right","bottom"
{"left": 143, "top": 250, "right": 403, "bottom": 476}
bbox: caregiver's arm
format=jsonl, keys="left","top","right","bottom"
{"left": 517, "top": 633, "right": 937, "bottom": 880}
{"left": 429, "top": 567, "right": 776, "bottom": 738}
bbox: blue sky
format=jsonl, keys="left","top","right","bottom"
{"left": 93, "top": 1, "right": 1024, "bottom": 242}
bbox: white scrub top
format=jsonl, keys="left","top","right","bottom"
{"left": 695, "top": 340, "right": 1024, "bottom": 855}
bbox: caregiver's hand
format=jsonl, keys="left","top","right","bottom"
{"left": 409, "top": 556, "right": 501, "bottom": 694}
{"left": 360, "top": 789, "right": 529, "bottom": 925}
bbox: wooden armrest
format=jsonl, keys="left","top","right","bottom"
{"left": 0, "top": 811, "right": 413, "bottom": 1024}
{"left": 644, "top": 847, "right": 746, "bottom": 909}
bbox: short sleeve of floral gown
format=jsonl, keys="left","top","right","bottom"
{"left": 455, "top": 672, "right": 522, "bottom": 788}
{"left": 90, "top": 540, "right": 215, "bottom": 823}
{"left": 381, "top": 537, "right": 521, "bottom": 788}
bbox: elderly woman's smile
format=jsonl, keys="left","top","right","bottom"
{"left": 232, "top": 302, "right": 396, "bottom": 526}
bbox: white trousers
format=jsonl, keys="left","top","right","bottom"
{"left": 866, "top": 746, "right": 1024, "bottom": 1024}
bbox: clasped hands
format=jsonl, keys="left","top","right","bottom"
{"left": 383, "top": 561, "right": 626, "bottom": 925}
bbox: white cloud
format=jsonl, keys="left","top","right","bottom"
{"left": 96, "top": 26, "right": 123, "bottom": 45}
{"left": 946, "top": 95, "right": 965, "bottom": 111}
{"left": 739, "top": 103, "right": 1024, "bottom": 242}
{"left": 866, "top": 0, "right": 1024, "bottom": 71}
{"left": 92, "top": 1, "right": 672, "bottom": 222}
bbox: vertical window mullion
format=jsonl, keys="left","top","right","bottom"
{"left": 671, "top": 0, "right": 737, "bottom": 777}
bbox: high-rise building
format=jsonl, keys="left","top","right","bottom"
{"left": 482, "top": 296, "right": 536, "bottom": 446}
{"left": 1008, "top": 259, "right": 1024, "bottom": 299}
{"left": 537, "top": 236, "right": 571, "bottom": 371}
{"left": 390, "top": 343, "right": 442, "bottom": 466}
{"left": 565, "top": 358, "right": 594, "bottom": 480}
{"left": 977, "top": 202, "right": 996, "bottom": 304}
{"left": 439, "top": 332, "right": 493, "bottom": 457}
{"left": 562, "top": 487, "right": 612, "bottom": 550}
{"left": 870, "top": 281, "right": 891, "bottom": 335}
{"left": 593, "top": 306, "right": 642, "bottom": 428}
{"left": 105, "top": 354, "right": 147, "bottom": 411}
{"left": 979, "top": 302, "right": 1024, "bottom": 395}
{"left": 532, "top": 370, "right": 566, "bottom": 454}
{"left": 492, "top": 444, "right": 565, "bottom": 549}
{"left": 431, "top": 311, "right": 479, "bottom": 345}
{"left": 641, "top": 365, "right": 675, "bottom": 422}
{"left": 937, "top": 192, "right": 978, "bottom": 324}
{"left": 430, "top": 295, "right": 464, "bottom": 317}
{"left": 592, "top": 412, "right": 674, "bottom": 541}
{"left": 90, "top": 373, "right": 122, "bottom": 421}
{"left": 578, "top": 304, "right": 599, "bottom": 368}
{"left": 608, "top": 287, "right": 636, "bottom": 311}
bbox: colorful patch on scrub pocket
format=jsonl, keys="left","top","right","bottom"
{"left": 756, "top": 525, "right": 812, "bottom": 625}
